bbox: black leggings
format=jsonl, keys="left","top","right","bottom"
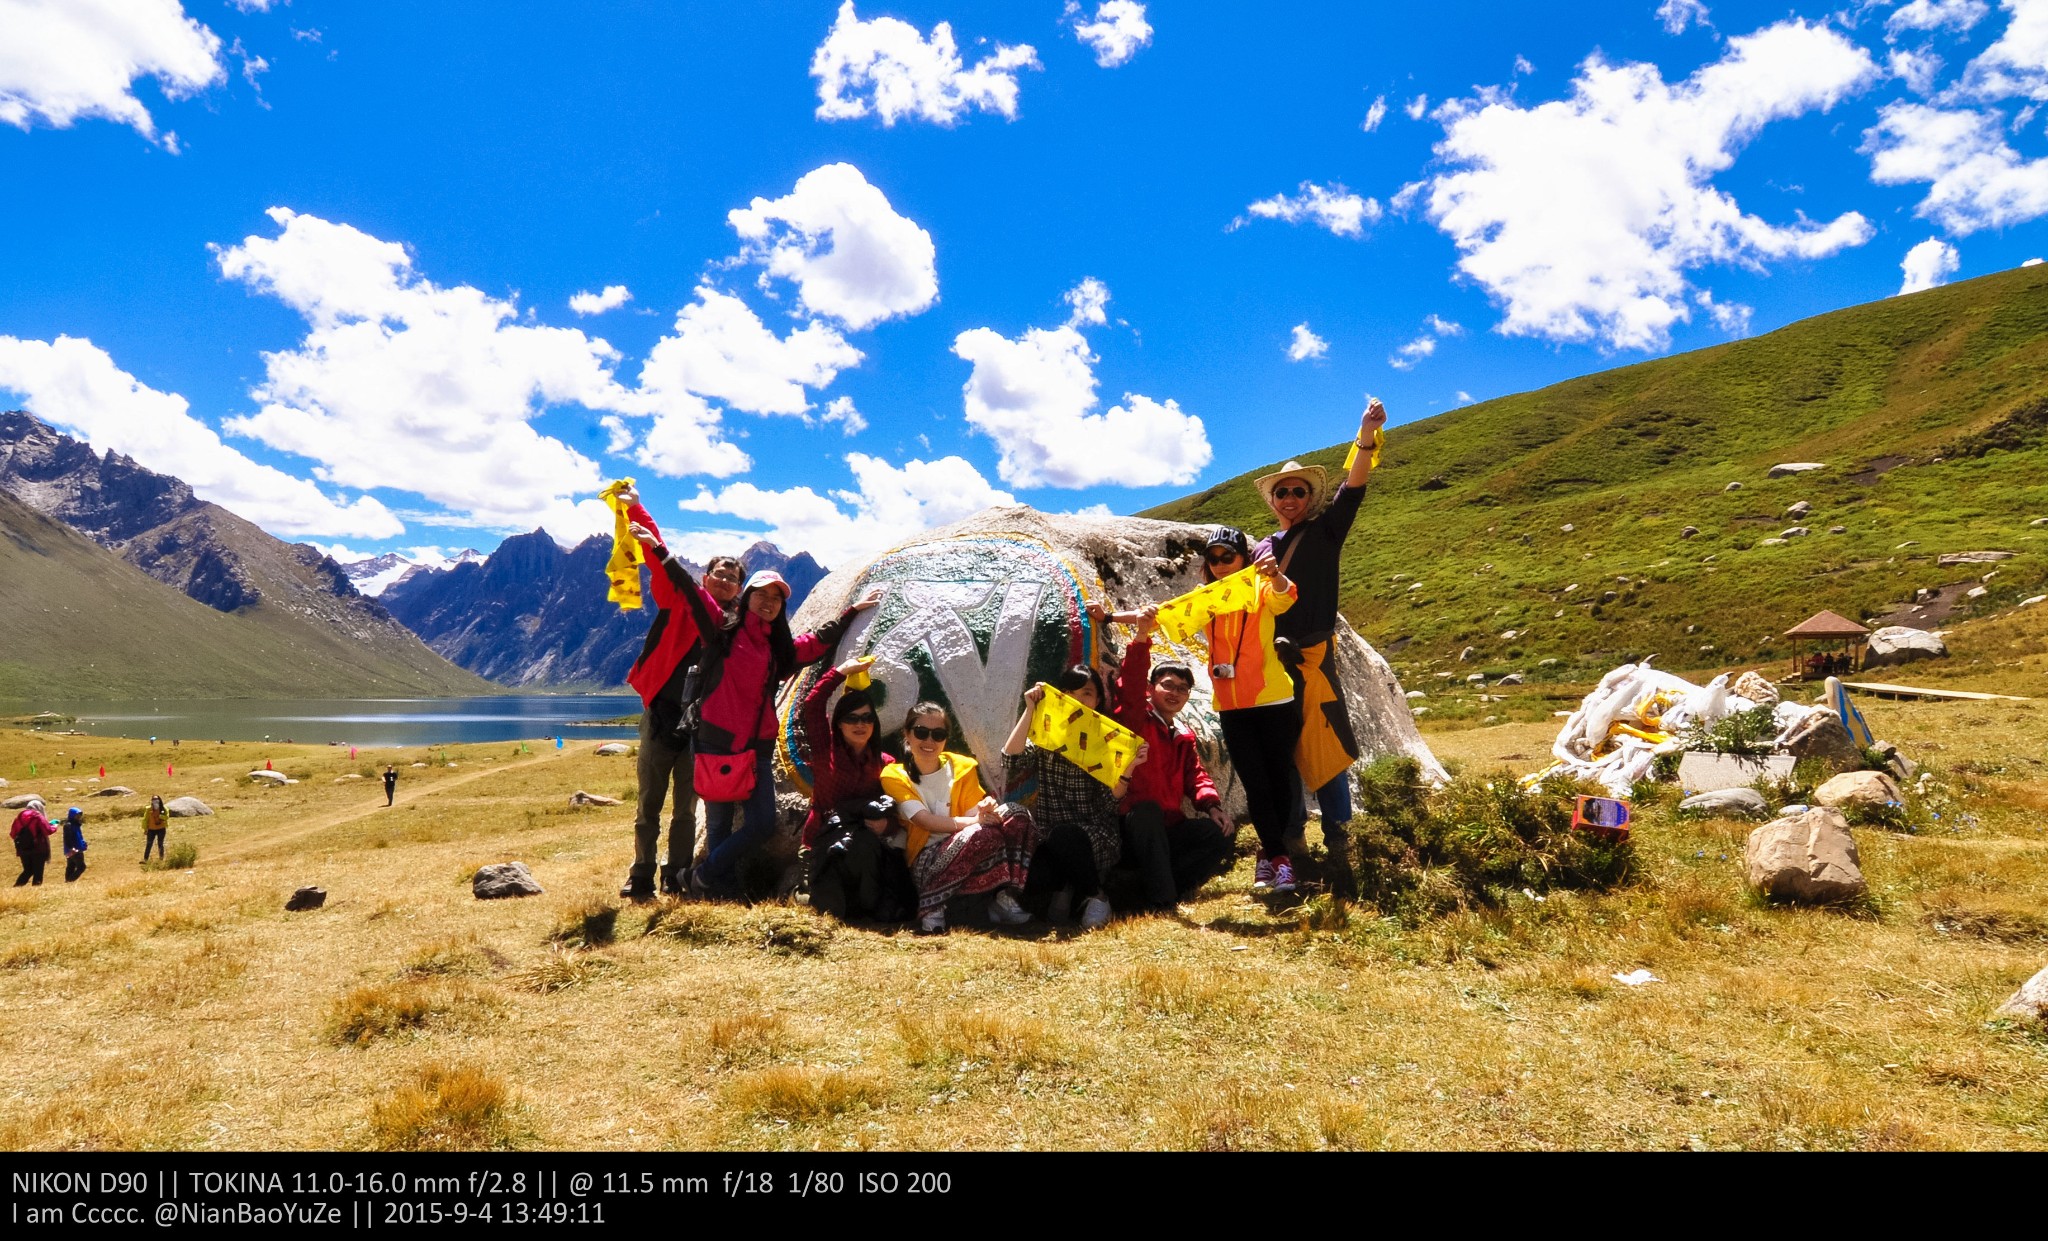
{"left": 1219, "top": 702, "right": 1303, "bottom": 857}
{"left": 1026, "top": 823, "right": 1102, "bottom": 900}
{"left": 144, "top": 830, "right": 165, "bottom": 861}
{"left": 14, "top": 857, "right": 46, "bottom": 887}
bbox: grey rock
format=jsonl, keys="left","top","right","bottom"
{"left": 1466, "top": 673, "right": 1485, "bottom": 683}
{"left": 1866, "top": 626, "right": 1947, "bottom": 666}
{"left": 1829, "top": 525, "right": 1847, "bottom": 534}
{"left": 1813, "top": 770, "right": 1903, "bottom": 810}
{"left": 2032, "top": 517, "right": 2048, "bottom": 527}
{"left": 1538, "top": 658, "right": 1561, "bottom": 667}
{"left": 1458, "top": 645, "right": 1476, "bottom": 662}
{"left": 1778, "top": 709, "right": 1865, "bottom": 772}
{"left": 165, "top": 796, "right": 212, "bottom": 817}
{"left": 569, "top": 790, "right": 621, "bottom": 807}
{"left": 1497, "top": 672, "right": 1525, "bottom": 686}
{"left": 1994, "top": 965, "right": 2048, "bottom": 1026}
{"left": 1680, "top": 525, "right": 1699, "bottom": 539}
{"left": 2, "top": 793, "right": 46, "bottom": 809}
{"left": 284, "top": 886, "right": 327, "bottom": 912}
{"left": 593, "top": 742, "right": 632, "bottom": 756}
{"left": 1678, "top": 752, "right": 1796, "bottom": 793}
{"left": 1768, "top": 462, "right": 1827, "bottom": 478}
{"left": 1967, "top": 586, "right": 1989, "bottom": 600}
{"left": 1404, "top": 690, "right": 1427, "bottom": 700}
{"left": 1786, "top": 501, "right": 1811, "bottom": 518}
{"left": 1678, "top": 788, "right": 1769, "bottom": 818}
{"left": 1937, "top": 550, "right": 2015, "bottom": 566}
{"left": 1601, "top": 590, "right": 1619, "bottom": 603}
{"left": 1781, "top": 526, "right": 1811, "bottom": 538}
{"left": 1732, "top": 670, "right": 1780, "bottom": 704}
{"left": 249, "top": 769, "right": 289, "bottom": 784}
{"left": 91, "top": 785, "right": 136, "bottom": 797}
{"left": 1758, "top": 538, "right": 1788, "bottom": 547}
{"left": 1724, "top": 481, "right": 1744, "bottom": 491}
{"left": 1560, "top": 523, "right": 1575, "bottom": 533}
{"left": 472, "top": 862, "right": 544, "bottom": 899}
{"left": 2022, "top": 595, "right": 2046, "bottom": 608}
{"left": 1745, "top": 807, "right": 1866, "bottom": 904}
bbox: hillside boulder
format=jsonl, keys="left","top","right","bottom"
{"left": 3, "top": 793, "right": 44, "bottom": 809}
{"left": 1777, "top": 709, "right": 1865, "bottom": 772}
{"left": 1994, "top": 966, "right": 2048, "bottom": 1027}
{"left": 165, "top": 796, "right": 212, "bottom": 817}
{"left": 472, "top": 862, "right": 543, "bottom": 899}
{"left": 1745, "top": 807, "right": 1866, "bottom": 904}
{"left": 569, "top": 790, "right": 621, "bottom": 807}
{"left": 1731, "top": 670, "right": 1780, "bottom": 704}
{"left": 1678, "top": 788, "right": 1769, "bottom": 818}
{"left": 1814, "top": 770, "right": 1903, "bottom": 811}
{"left": 92, "top": 785, "right": 135, "bottom": 797}
{"left": 1936, "top": 551, "right": 2014, "bottom": 566}
{"left": 1865, "top": 626, "right": 1947, "bottom": 666}
{"left": 593, "top": 743, "right": 632, "bottom": 756}
{"left": 1768, "top": 463, "right": 1826, "bottom": 478}
{"left": 249, "top": 769, "right": 289, "bottom": 784}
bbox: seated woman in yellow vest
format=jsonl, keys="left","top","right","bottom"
{"left": 879, "top": 701, "right": 1037, "bottom": 934}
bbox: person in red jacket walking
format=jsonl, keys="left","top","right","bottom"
{"left": 617, "top": 484, "right": 743, "bottom": 901}
{"left": 1112, "top": 611, "right": 1235, "bottom": 909}
{"left": 11, "top": 798, "right": 56, "bottom": 887}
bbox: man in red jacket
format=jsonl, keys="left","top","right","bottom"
{"left": 1112, "top": 610, "right": 1235, "bottom": 909}
{"left": 619, "top": 485, "right": 742, "bottom": 901}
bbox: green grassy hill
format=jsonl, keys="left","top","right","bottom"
{"left": 0, "top": 488, "right": 493, "bottom": 699}
{"left": 1149, "top": 264, "right": 2048, "bottom": 683}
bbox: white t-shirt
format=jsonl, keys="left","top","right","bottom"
{"left": 898, "top": 757, "right": 955, "bottom": 823}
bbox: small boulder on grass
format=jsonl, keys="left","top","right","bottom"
{"left": 594, "top": 743, "right": 632, "bottom": 756}
{"left": 472, "top": 862, "right": 543, "bottom": 900}
{"left": 285, "top": 886, "right": 327, "bottom": 912}
{"left": 249, "top": 770, "right": 289, "bottom": 785}
{"left": 92, "top": 785, "right": 136, "bottom": 797}
{"left": 1813, "top": 770, "right": 1903, "bottom": 811}
{"left": 1744, "top": 807, "right": 1866, "bottom": 905}
{"left": 1678, "top": 788, "right": 1768, "bottom": 819}
{"left": 568, "top": 790, "right": 621, "bottom": 807}
{"left": 1994, "top": 965, "right": 2048, "bottom": 1027}
{"left": 165, "top": 796, "right": 212, "bottom": 817}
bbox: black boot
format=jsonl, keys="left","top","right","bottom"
{"left": 619, "top": 862, "right": 656, "bottom": 902}
{"left": 658, "top": 864, "right": 682, "bottom": 896}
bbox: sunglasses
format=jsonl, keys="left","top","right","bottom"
{"left": 1205, "top": 548, "right": 1241, "bottom": 564}
{"left": 841, "top": 712, "right": 877, "bottom": 725}
{"left": 1271, "top": 485, "right": 1312, "bottom": 500}
{"left": 909, "top": 725, "right": 950, "bottom": 742}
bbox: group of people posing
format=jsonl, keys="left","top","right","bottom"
{"left": 10, "top": 794, "right": 172, "bottom": 887}
{"left": 614, "top": 400, "right": 1388, "bottom": 934}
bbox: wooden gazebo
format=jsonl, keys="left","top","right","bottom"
{"left": 1783, "top": 610, "right": 1870, "bottom": 681}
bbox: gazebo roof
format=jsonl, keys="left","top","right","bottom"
{"left": 1784, "top": 609, "right": 1871, "bottom": 638}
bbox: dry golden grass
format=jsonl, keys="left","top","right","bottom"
{"left": 0, "top": 707, "right": 2043, "bottom": 1150}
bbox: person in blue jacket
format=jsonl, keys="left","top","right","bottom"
{"left": 61, "top": 807, "right": 88, "bottom": 882}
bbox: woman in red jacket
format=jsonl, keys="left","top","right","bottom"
{"left": 796, "top": 654, "right": 893, "bottom": 852}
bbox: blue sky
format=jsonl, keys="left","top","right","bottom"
{"left": 3, "top": 0, "right": 2047, "bottom": 569}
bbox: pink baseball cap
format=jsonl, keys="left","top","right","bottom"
{"left": 744, "top": 569, "right": 790, "bottom": 597}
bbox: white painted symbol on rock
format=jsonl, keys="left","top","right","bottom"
{"left": 840, "top": 579, "right": 1048, "bottom": 765}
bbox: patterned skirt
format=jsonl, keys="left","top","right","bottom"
{"left": 909, "top": 806, "right": 1036, "bottom": 915}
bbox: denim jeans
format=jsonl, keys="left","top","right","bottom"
{"left": 701, "top": 747, "right": 777, "bottom": 893}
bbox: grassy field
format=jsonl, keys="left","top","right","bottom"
{"left": 1150, "top": 264, "right": 2048, "bottom": 681}
{"left": 1, "top": 671, "right": 2042, "bottom": 1150}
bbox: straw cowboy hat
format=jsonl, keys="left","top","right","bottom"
{"left": 1254, "top": 459, "right": 1329, "bottom": 508}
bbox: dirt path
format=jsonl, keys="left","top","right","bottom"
{"left": 216, "top": 751, "right": 567, "bottom": 860}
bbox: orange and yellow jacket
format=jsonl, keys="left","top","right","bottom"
{"left": 1205, "top": 575, "right": 1298, "bottom": 712}
{"left": 879, "top": 752, "right": 990, "bottom": 864}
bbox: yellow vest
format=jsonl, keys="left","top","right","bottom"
{"left": 879, "top": 753, "right": 989, "bottom": 863}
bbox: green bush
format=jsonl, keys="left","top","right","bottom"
{"left": 1681, "top": 705, "right": 1780, "bottom": 756}
{"left": 147, "top": 840, "right": 198, "bottom": 871}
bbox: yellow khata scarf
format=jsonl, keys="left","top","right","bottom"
{"left": 1341, "top": 425, "right": 1386, "bottom": 472}
{"left": 1030, "top": 683, "right": 1143, "bottom": 788}
{"left": 1153, "top": 566, "right": 1261, "bottom": 644}
{"left": 599, "top": 478, "right": 644, "bottom": 612}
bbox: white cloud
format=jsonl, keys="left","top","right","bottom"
{"left": 1864, "top": 101, "right": 2048, "bottom": 233}
{"left": 568, "top": 285, "right": 632, "bottom": 316}
{"left": 728, "top": 162, "right": 939, "bottom": 330}
{"left": 1656, "top": 0, "right": 1711, "bottom": 35}
{"left": 0, "top": 333, "right": 401, "bottom": 538}
{"left": 1961, "top": 0, "right": 2048, "bottom": 100}
{"left": 1286, "top": 323, "right": 1329, "bottom": 361}
{"left": 212, "top": 207, "right": 646, "bottom": 533}
{"left": 1890, "top": 48, "right": 1945, "bottom": 94}
{"left": 1514, "top": 55, "right": 1536, "bottom": 75}
{"left": 1888, "top": 0, "right": 1989, "bottom": 36}
{"left": 1405, "top": 94, "right": 1429, "bottom": 120}
{"left": 228, "top": 1, "right": 281, "bottom": 10}
{"left": 1455, "top": 390, "right": 1475, "bottom": 404}
{"left": 1694, "top": 289, "right": 1754, "bottom": 334}
{"left": 1065, "top": 1, "right": 1151, "bottom": 68}
{"left": 1406, "top": 20, "right": 1878, "bottom": 351}
{"left": 1388, "top": 335, "right": 1436, "bottom": 370}
{"left": 1424, "top": 314, "right": 1465, "bottom": 336}
{"left": 1235, "top": 182, "right": 1381, "bottom": 238}
{"left": 820, "top": 395, "right": 867, "bottom": 436}
{"left": 678, "top": 453, "right": 1015, "bottom": 568}
{"left": 1062, "top": 277, "right": 1111, "bottom": 327}
{"left": 2025, "top": 255, "right": 2045, "bottom": 264}
{"left": 951, "top": 324, "right": 1210, "bottom": 488}
{"left": 0, "top": 0, "right": 225, "bottom": 144}
{"left": 1898, "top": 237, "right": 1963, "bottom": 292}
{"left": 1362, "top": 95, "right": 1387, "bottom": 132}
{"left": 810, "top": 0, "right": 1039, "bottom": 126}
{"left": 635, "top": 285, "right": 860, "bottom": 418}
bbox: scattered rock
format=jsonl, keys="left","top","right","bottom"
{"left": 411, "top": 761, "right": 428, "bottom": 768}
{"left": 1786, "top": 501, "right": 1811, "bottom": 518}
{"left": 2, "top": 793, "right": 45, "bottom": 809}
{"left": 335, "top": 773, "right": 364, "bottom": 781}
{"left": 2022, "top": 595, "right": 2046, "bottom": 608}
{"left": 1600, "top": 590, "right": 1619, "bottom": 603}
{"left": 472, "top": 862, "right": 544, "bottom": 900}
{"left": 1458, "top": 646, "right": 1476, "bottom": 662}
{"left": 165, "top": 797, "right": 212, "bottom": 817}
{"left": 1499, "top": 629, "right": 1519, "bottom": 640}
{"left": 1699, "top": 645, "right": 1716, "bottom": 654}
{"left": 2032, "top": 517, "right": 2048, "bottom": 528}
{"left": 1680, "top": 525, "right": 1699, "bottom": 539}
{"left": 594, "top": 742, "right": 632, "bottom": 756}
{"left": 1781, "top": 526, "right": 1811, "bottom": 539}
{"left": 1678, "top": 788, "right": 1769, "bottom": 819}
{"left": 1896, "top": 541, "right": 1918, "bottom": 549}
{"left": 1813, "top": 770, "right": 1903, "bottom": 811}
{"left": 1404, "top": 690, "right": 1427, "bottom": 700}
{"left": 1560, "top": 523, "right": 1575, "bottom": 533}
{"left": 1828, "top": 525, "right": 1846, "bottom": 534}
{"left": 1967, "top": 586, "right": 1989, "bottom": 600}
{"left": 1778, "top": 709, "right": 1866, "bottom": 772}
{"left": 1732, "top": 670, "right": 1780, "bottom": 704}
{"left": 1466, "top": 673, "right": 1485, "bottom": 684}
{"left": 1538, "top": 658, "right": 1560, "bottom": 668}
{"left": 1563, "top": 584, "right": 1578, "bottom": 594}
{"left": 1870, "top": 740, "right": 1919, "bottom": 781}
{"left": 1758, "top": 538, "right": 1788, "bottom": 547}
{"left": 1678, "top": 752, "right": 1796, "bottom": 793}
{"left": 1937, "top": 550, "right": 2015, "bottom": 566}
{"left": 285, "top": 886, "right": 327, "bottom": 912}
{"left": 1994, "top": 965, "right": 2048, "bottom": 1026}
{"left": 249, "top": 770, "right": 289, "bottom": 784}
{"left": 1497, "top": 672, "right": 1525, "bottom": 686}
{"left": 1744, "top": 807, "right": 1866, "bottom": 904}
{"left": 1724, "top": 481, "right": 1743, "bottom": 491}
{"left": 1411, "top": 707, "right": 1429, "bottom": 717}
{"left": 1768, "top": 462, "right": 1827, "bottom": 478}
{"left": 569, "top": 790, "right": 622, "bottom": 807}
{"left": 91, "top": 786, "right": 135, "bottom": 797}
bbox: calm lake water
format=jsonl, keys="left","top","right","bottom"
{"left": 0, "top": 696, "right": 641, "bottom": 747}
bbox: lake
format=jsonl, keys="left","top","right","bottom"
{"left": 0, "top": 696, "right": 642, "bottom": 747}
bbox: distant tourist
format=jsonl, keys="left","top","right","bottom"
{"left": 1002, "top": 668, "right": 1141, "bottom": 930}
{"left": 880, "top": 701, "right": 1036, "bottom": 934}
{"left": 631, "top": 521, "right": 878, "bottom": 899}
{"left": 1112, "top": 614, "right": 1236, "bottom": 907}
{"left": 382, "top": 766, "right": 398, "bottom": 806}
{"left": 61, "top": 807, "right": 88, "bottom": 882}
{"left": 617, "top": 484, "right": 744, "bottom": 901}
{"left": 1253, "top": 398, "right": 1388, "bottom": 859}
{"left": 11, "top": 797, "right": 55, "bottom": 887}
{"left": 142, "top": 795, "right": 168, "bottom": 862}
{"left": 1198, "top": 527, "right": 1302, "bottom": 894}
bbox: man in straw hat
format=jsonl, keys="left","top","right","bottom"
{"left": 1252, "top": 398, "right": 1389, "bottom": 881}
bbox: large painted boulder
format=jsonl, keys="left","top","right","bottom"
{"left": 775, "top": 506, "right": 1443, "bottom": 826}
